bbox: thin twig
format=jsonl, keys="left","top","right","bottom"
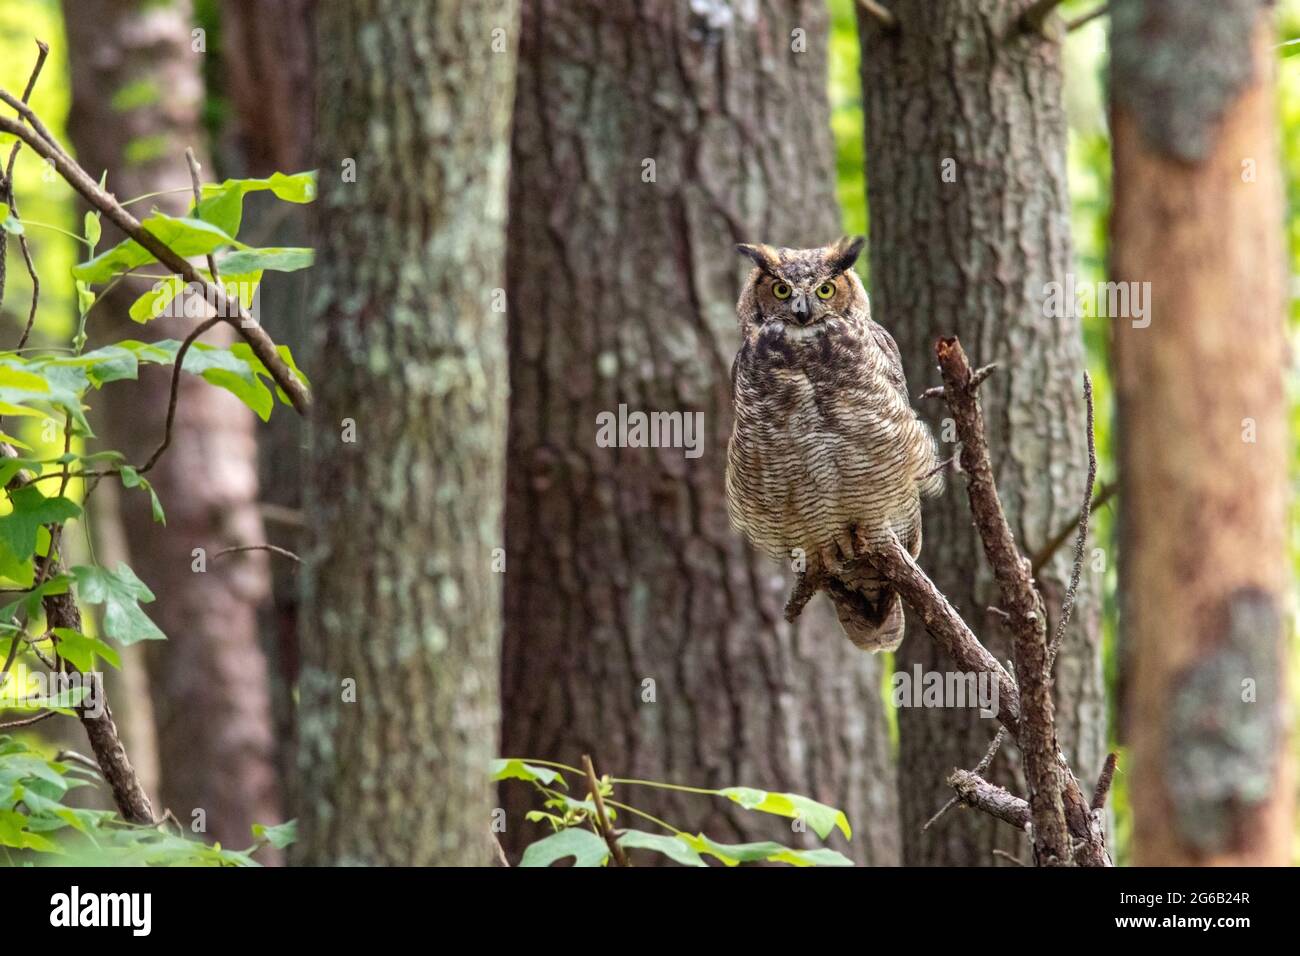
{"left": 184, "top": 147, "right": 221, "bottom": 286}
{"left": 1031, "top": 481, "right": 1115, "bottom": 575}
{"left": 139, "top": 316, "right": 223, "bottom": 474}
{"left": 212, "top": 543, "right": 301, "bottom": 564}
{"left": 0, "top": 710, "right": 55, "bottom": 729}
{"left": 582, "top": 754, "right": 629, "bottom": 867}
{"left": 0, "top": 105, "right": 310, "bottom": 414}
{"left": 923, "top": 726, "right": 1009, "bottom": 832}
{"left": 855, "top": 0, "right": 899, "bottom": 30}
{"left": 1, "top": 41, "right": 49, "bottom": 349}
{"left": 993, "top": 849, "right": 1027, "bottom": 866}
{"left": 1048, "top": 372, "right": 1096, "bottom": 670}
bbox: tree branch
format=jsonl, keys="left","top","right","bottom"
{"left": 948, "top": 769, "right": 1030, "bottom": 830}
{"left": 0, "top": 106, "right": 310, "bottom": 415}
{"left": 934, "top": 336, "right": 1069, "bottom": 864}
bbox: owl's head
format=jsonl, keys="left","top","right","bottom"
{"left": 734, "top": 236, "right": 868, "bottom": 333}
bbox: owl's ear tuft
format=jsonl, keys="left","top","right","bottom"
{"left": 828, "top": 235, "right": 866, "bottom": 274}
{"left": 736, "top": 242, "right": 780, "bottom": 274}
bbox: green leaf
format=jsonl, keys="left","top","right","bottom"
{"left": 679, "top": 833, "right": 853, "bottom": 867}
{"left": 49, "top": 346, "right": 139, "bottom": 387}
{"left": 616, "top": 829, "right": 707, "bottom": 867}
{"left": 127, "top": 274, "right": 187, "bottom": 323}
{"left": 0, "top": 809, "right": 60, "bottom": 852}
{"left": 1280, "top": 37, "right": 1300, "bottom": 58}
{"left": 70, "top": 563, "right": 165, "bottom": 645}
{"left": 119, "top": 339, "right": 273, "bottom": 420}
{"left": 52, "top": 627, "right": 122, "bottom": 672}
{"left": 0, "top": 574, "right": 71, "bottom": 623}
{"left": 194, "top": 171, "right": 317, "bottom": 238}
{"left": 0, "top": 487, "right": 81, "bottom": 570}
{"left": 0, "top": 356, "right": 94, "bottom": 436}
{"left": 120, "top": 466, "right": 166, "bottom": 525}
{"left": 718, "top": 787, "right": 852, "bottom": 840}
{"left": 72, "top": 212, "right": 243, "bottom": 285}
{"left": 0, "top": 366, "right": 49, "bottom": 392}
{"left": 518, "top": 827, "right": 609, "bottom": 867}
{"left": 83, "top": 211, "right": 101, "bottom": 251}
{"left": 217, "top": 247, "right": 313, "bottom": 274}
{"left": 251, "top": 819, "right": 297, "bottom": 849}
{"left": 490, "top": 759, "right": 565, "bottom": 787}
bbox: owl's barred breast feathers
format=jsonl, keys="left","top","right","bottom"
{"left": 724, "top": 237, "right": 941, "bottom": 652}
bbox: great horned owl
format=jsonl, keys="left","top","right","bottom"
{"left": 725, "top": 236, "right": 942, "bottom": 652}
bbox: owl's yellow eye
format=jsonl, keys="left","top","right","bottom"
{"left": 772, "top": 282, "right": 791, "bottom": 300}
{"left": 816, "top": 283, "right": 835, "bottom": 300}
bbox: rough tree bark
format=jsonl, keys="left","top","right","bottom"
{"left": 63, "top": 0, "right": 282, "bottom": 850}
{"left": 858, "top": 0, "right": 1104, "bottom": 865}
{"left": 501, "top": 0, "right": 899, "bottom": 864}
{"left": 295, "top": 0, "right": 519, "bottom": 865}
{"left": 1111, "top": 0, "right": 1293, "bottom": 865}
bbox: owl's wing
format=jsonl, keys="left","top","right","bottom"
{"left": 866, "top": 320, "right": 909, "bottom": 402}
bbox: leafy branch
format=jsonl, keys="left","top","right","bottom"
{"left": 493, "top": 758, "right": 855, "bottom": 867}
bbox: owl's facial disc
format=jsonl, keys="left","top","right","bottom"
{"left": 765, "top": 274, "right": 843, "bottom": 328}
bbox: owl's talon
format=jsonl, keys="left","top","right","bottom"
{"left": 819, "top": 544, "right": 844, "bottom": 574}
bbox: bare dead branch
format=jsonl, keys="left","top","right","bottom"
{"left": 0, "top": 107, "right": 310, "bottom": 414}
{"left": 865, "top": 534, "right": 1021, "bottom": 735}
{"left": 212, "top": 543, "right": 301, "bottom": 564}
{"left": 933, "top": 336, "right": 1070, "bottom": 864}
{"left": 1091, "top": 752, "right": 1118, "bottom": 811}
{"left": 583, "top": 754, "right": 629, "bottom": 867}
{"left": 948, "top": 768, "right": 1030, "bottom": 830}
{"left": 1048, "top": 372, "right": 1096, "bottom": 669}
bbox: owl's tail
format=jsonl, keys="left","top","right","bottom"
{"left": 825, "top": 576, "right": 905, "bottom": 653}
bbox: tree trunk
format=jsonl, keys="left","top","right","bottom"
{"left": 63, "top": 0, "right": 282, "bottom": 852}
{"left": 858, "top": 1, "right": 1104, "bottom": 865}
{"left": 1111, "top": 0, "right": 1293, "bottom": 865}
{"left": 501, "top": 0, "right": 899, "bottom": 865}
{"left": 216, "top": 0, "right": 317, "bottom": 811}
{"left": 295, "top": 0, "right": 519, "bottom": 865}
